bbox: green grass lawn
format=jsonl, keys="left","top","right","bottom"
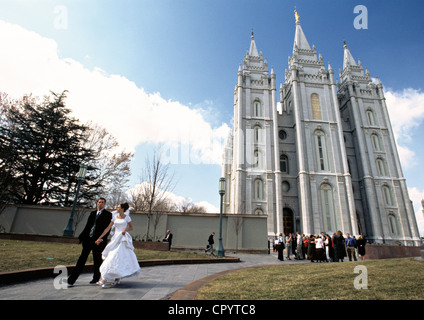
{"left": 2, "top": 240, "right": 423, "bottom": 300}
{"left": 0, "top": 239, "right": 211, "bottom": 272}
{"left": 195, "top": 258, "right": 424, "bottom": 300}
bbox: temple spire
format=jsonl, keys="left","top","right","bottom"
{"left": 343, "top": 41, "right": 357, "bottom": 69}
{"left": 249, "top": 32, "right": 259, "bottom": 56}
{"left": 293, "top": 9, "right": 311, "bottom": 51}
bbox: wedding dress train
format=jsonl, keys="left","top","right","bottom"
{"left": 99, "top": 215, "right": 141, "bottom": 283}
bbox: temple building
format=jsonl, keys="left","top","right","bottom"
{"left": 222, "top": 12, "right": 421, "bottom": 245}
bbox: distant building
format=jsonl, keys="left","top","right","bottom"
{"left": 222, "top": 13, "right": 421, "bottom": 246}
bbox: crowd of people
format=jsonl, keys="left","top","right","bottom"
{"left": 273, "top": 231, "right": 367, "bottom": 262}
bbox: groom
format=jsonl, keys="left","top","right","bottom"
{"left": 67, "top": 197, "right": 112, "bottom": 286}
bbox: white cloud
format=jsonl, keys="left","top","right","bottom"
{"left": 385, "top": 88, "right": 424, "bottom": 142}
{"left": 385, "top": 87, "right": 424, "bottom": 168}
{"left": 395, "top": 144, "right": 417, "bottom": 168}
{"left": 408, "top": 187, "right": 424, "bottom": 237}
{"left": 0, "top": 19, "right": 230, "bottom": 166}
{"left": 195, "top": 201, "right": 219, "bottom": 213}
{"left": 384, "top": 88, "right": 424, "bottom": 237}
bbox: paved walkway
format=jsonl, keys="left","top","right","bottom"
{"left": 0, "top": 253, "right": 309, "bottom": 300}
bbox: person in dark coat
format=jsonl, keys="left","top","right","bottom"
{"left": 291, "top": 233, "right": 297, "bottom": 257}
{"left": 205, "top": 232, "right": 215, "bottom": 255}
{"left": 67, "top": 198, "right": 112, "bottom": 286}
{"left": 356, "top": 235, "right": 366, "bottom": 261}
{"left": 163, "top": 229, "right": 173, "bottom": 250}
{"left": 277, "top": 233, "right": 285, "bottom": 261}
{"left": 332, "top": 230, "right": 346, "bottom": 262}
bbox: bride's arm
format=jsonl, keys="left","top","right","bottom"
{"left": 122, "top": 222, "right": 133, "bottom": 235}
{"left": 95, "top": 221, "right": 114, "bottom": 245}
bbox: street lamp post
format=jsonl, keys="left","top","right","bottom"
{"left": 63, "top": 164, "right": 87, "bottom": 237}
{"left": 216, "top": 177, "right": 226, "bottom": 257}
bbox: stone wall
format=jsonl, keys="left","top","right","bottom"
{"left": 365, "top": 244, "right": 422, "bottom": 259}
{"left": 0, "top": 205, "right": 269, "bottom": 252}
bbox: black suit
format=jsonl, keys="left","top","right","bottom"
{"left": 163, "top": 232, "right": 173, "bottom": 250}
{"left": 68, "top": 208, "right": 112, "bottom": 284}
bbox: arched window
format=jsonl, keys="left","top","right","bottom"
{"left": 382, "top": 185, "right": 394, "bottom": 206}
{"left": 388, "top": 214, "right": 399, "bottom": 235}
{"left": 366, "top": 109, "right": 377, "bottom": 126}
{"left": 371, "top": 133, "right": 382, "bottom": 151}
{"left": 314, "top": 130, "right": 329, "bottom": 171}
{"left": 254, "top": 179, "right": 265, "bottom": 200}
{"left": 253, "top": 100, "right": 262, "bottom": 117}
{"left": 376, "top": 158, "right": 388, "bottom": 176}
{"left": 282, "top": 181, "right": 290, "bottom": 192}
{"left": 280, "top": 154, "right": 289, "bottom": 173}
{"left": 311, "top": 93, "right": 322, "bottom": 120}
{"left": 253, "top": 125, "right": 262, "bottom": 143}
{"left": 320, "top": 183, "right": 336, "bottom": 232}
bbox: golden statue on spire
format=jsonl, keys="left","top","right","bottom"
{"left": 294, "top": 7, "right": 300, "bottom": 22}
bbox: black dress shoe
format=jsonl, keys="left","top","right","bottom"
{"left": 89, "top": 279, "right": 98, "bottom": 284}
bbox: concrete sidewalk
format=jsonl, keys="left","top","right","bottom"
{"left": 0, "top": 253, "right": 309, "bottom": 300}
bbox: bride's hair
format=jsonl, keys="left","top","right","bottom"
{"left": 120, "top": 203, "right": 129, "bottom": 212}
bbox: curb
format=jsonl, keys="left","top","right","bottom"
{"left": 0, "top": 257, "right": 240, "bottom": 286}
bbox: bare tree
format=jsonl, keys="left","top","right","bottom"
{"left": 82, "top": 121, "right": 119, "bottom": 159}
{"left": 139, "top": 150, "right": 175, "bottom": 241}
{"left": 176, "top": 197, "right": 207, "bottom": 214}
{"left": 102, "top": 151, "right": 132, "bottom": 208}
{"left": 176, "top": 197, "right": 194, "bottom": 213}
{"left": 188, "top": 204, "right": 207, "bottom": 214}
{"left": 81, "top": 122, "right": 133, "bottom": 208}
{"left": 128, "top": 183, "right": 150, "bottom": 212}
{"left": 151, "top": 198, "right": 175, "bottom": 241}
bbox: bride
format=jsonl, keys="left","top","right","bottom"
{"left": 95, "top": 203, "right": 141, "bottom": 287}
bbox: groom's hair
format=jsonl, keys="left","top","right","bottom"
{"left": 98, "top": 197, "right": 107, "bottom": 203}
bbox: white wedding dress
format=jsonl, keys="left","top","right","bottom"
{"left": 100, "top": 215, "right": 141, "bottom": 282}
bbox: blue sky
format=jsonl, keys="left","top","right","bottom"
{"left": 0, "top": 0, "right": 423, "bottom": 234}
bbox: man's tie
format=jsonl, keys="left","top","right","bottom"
{"left": 89, "top": 211, "right": 101, "bottom": 238}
